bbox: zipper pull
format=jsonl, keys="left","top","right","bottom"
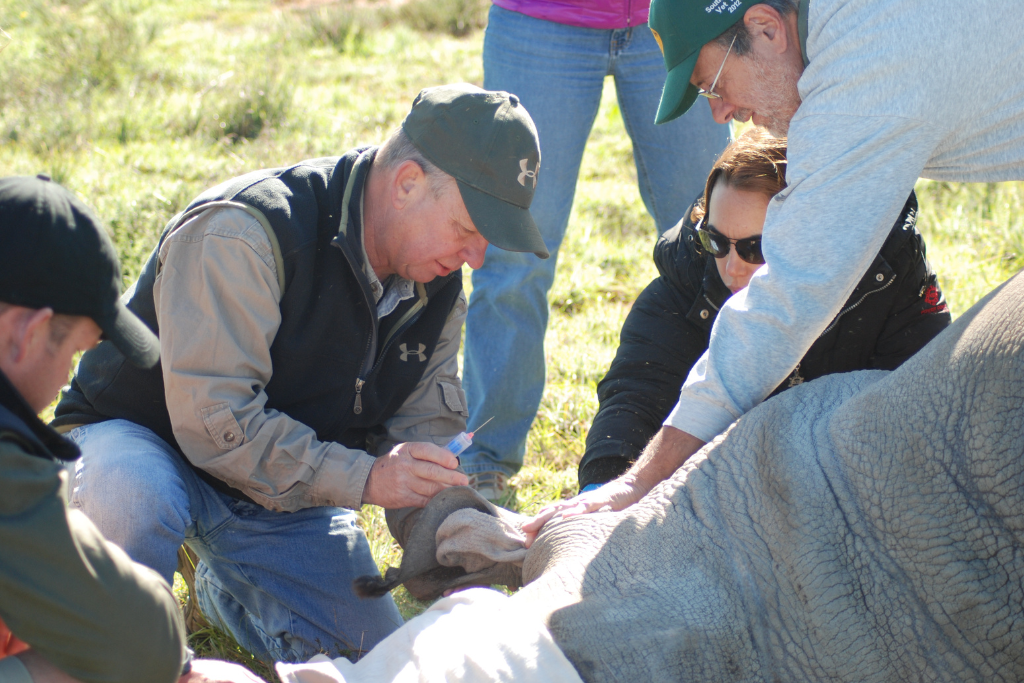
{"left": 353, "top": 378, "right": 365, "bottom": 414}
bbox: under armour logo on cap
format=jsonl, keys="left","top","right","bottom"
{"left": 517, "top": 159, "right": 540, "bottom": 188}
{"left": 400, "top": 343, "right": 427, "bottom": 362}
{"left": 400, "top": 83, "right": 549, "bottom": 259}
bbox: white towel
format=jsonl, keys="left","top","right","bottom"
{"left": 435, "top": 508, "right": 528, "bottom": 573}
{"left": 275, "top": 588, "right": 583, "bottom": 683}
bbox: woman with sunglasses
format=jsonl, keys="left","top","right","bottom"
{"left": 576, "top": 129, "right": 952, "bottom": 492}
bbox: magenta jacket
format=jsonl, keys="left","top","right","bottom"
{"left": 491, "top": 0, "right": 649, "bottom": 30}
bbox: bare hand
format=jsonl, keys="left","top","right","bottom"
{"left": 362, "top": 442, "right": 468, "bottom": 508}
{"left": 521, "top": 477, "right": 646, "bottom": 548}
{"left": 179, "top": 659, "right": 269, "bottom": 683}
{"left": 521, "top": 426, "right": 707, "bottom": 547}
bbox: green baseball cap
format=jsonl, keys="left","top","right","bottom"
{"left": 648, "top": 0, "right": 757, "bottom": 124}
{"left": 402, "top": 83, "right": 549, "bottom": 259}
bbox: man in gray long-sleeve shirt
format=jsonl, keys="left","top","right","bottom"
{"left": 52, "top": 84, "right": 549, "bottom": 664}
{"left": 525, "top": 0, "right": 1024, "bottom": 540}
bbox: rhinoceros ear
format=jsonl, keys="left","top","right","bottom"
{"left": 354, "top": 487, "right": 528, "bottom": 601}
{"left": 385, "top": 507, "right": 421, "bottom": 549}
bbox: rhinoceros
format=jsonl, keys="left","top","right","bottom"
{"left": 358, "top": 270, "right": 1024, "bottom": 682}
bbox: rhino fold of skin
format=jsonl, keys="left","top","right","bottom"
{"left": 515, "top": 270, "right": 1024, "bottom": 682}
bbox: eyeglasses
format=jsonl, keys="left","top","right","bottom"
{"left": 697, "top": 34, "right": 737, "bottom": 100}
{"left": 695, "top": 220, "right": 765, "bottom": 265}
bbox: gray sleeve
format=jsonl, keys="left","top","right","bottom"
{"left": 380, "top": 290, "right": 469, "bottom": 452}
{"left": 0, "top": 444, "right": 186, "bottom": 683}
{"left": 667, "top": 113, "right": 942, "bottom": 440}
{"left": 153, "top": 207, "right": 375, "bottom": 512}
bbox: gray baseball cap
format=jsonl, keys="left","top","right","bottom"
{"left": 402, "top": 83, "right": 549, "bottom": 259}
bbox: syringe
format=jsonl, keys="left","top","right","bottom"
{"left": 445, "top": 416, "right": 495, "bottom": 460}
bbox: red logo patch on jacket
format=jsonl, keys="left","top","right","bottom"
{"left": 921, "top": 283, "right": 948, "bottom": 315}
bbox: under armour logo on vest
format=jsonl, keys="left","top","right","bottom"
{"left": 518, "top": 159, "right": 539, "bottom": 188}
{"left": 400, "top": 343, "right": 427, "bottom": 362}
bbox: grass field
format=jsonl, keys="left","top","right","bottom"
{"left": 3, "top": 0, "right": 1023, "bottom": 679}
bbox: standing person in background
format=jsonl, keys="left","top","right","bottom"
{"left": 461, "top": 0, "right": 732, "bottom": 499}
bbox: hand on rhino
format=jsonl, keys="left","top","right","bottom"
{"left": 522, "top": 427, "right": 707, "bottom": 546}
{"left": 357, "top": 272, "right": 1024, "bottom": 683}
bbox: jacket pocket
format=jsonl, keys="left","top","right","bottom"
{"left": 437, "top": 376, "right": 469, "bottom": 417}
{"left": 201, "top": 403, "right": 245, "bottom": 450}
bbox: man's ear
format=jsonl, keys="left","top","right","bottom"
{"left": 391, "top": 159, "right": 427, "bottom": 210}
{"left": 0, "top": 306, "right": 52, "bottom": 366}
{"left": 743, "top": 4, "right": 791, "bottom": 54}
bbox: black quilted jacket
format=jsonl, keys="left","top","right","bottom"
{"left": 578, "top": 192, "right": 951, "bottom": 490}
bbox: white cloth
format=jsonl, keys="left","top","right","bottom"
{"left": 275, "top": 588, "right": 583, "bottom": 683}
{"left": 436, "top": 508, "right": 527, "bottom": 573}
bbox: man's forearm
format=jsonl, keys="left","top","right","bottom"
{"left": 625, "top": 426, "right": 706, "bottom": 494}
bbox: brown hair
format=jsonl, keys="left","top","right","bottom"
{"left": 691, "top": 128, "right": 788, "bottom": 226}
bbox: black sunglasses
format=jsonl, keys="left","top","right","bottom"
{"left": 695, "top": 220, "right": 765, "bottom": 265}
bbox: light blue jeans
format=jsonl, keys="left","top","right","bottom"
{"left": 66, "top": 420, "right": 402, "bottom": 663}
{"left": 461, "top": 6, "right": 731, "bottom": 476}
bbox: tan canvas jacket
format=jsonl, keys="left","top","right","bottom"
{"left": 151, "top": 205, "right": 468, "bottom": 512}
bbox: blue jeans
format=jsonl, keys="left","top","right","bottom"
{"left": 460, "top": 6, "right": 731, "bottom": 476}
{"left": 66, "top": 420, "right": 402, "bottom": 663}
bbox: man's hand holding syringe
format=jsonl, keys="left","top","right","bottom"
{"left": 360, "top": 418, "right": 494, "bottom": 509}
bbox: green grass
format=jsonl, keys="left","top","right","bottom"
{"left": 5, "top": 0, "right": 1023, "bottom": 679}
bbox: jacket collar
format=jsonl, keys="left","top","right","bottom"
{"left": 0, "top": 369, "right": 80, "bottom": 461}
{"left": 335, "top": 146, "right": 376, "bottom": 248}
{"left": 331, "top": 147, "right": 380, "bottom": 310}
{"left": 686, "top": 256, "right": 735, "bottom": 331}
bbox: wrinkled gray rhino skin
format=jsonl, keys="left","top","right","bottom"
{"left": 374, "top": 271, "right": 1024, "bottom": 681}
{"left": 518, "top": 271, "right": 1024, "bottom": 681}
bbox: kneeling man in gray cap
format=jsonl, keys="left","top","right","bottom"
{"left": 52, "top": 83, "right": 547, "bottom": 663}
